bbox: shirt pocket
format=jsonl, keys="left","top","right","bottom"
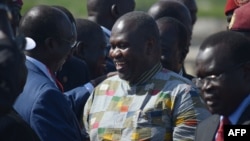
{"left": 137, "top": 108, "right": 168, "bottom": 127}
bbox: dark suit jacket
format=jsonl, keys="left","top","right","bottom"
{"left": 56, "top": 56, "right": 90, "bottom": 91}
{"left": 0, "top": 109, "right": 40, "bottom": 141}
{"left": 195, "top": 105, "right": 250, "bottom": 141}
{"left": 14, "top": 60, "right": 90, "bottom": 141}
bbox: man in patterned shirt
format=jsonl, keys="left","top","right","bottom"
{"left": 83, "top": 11, "right": 210, "bottom": 141}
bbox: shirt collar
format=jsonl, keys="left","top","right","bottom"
{"left": 101, "top": 26, "right": 111, "bottom": 37}
{"left": 130, "top": 63, "right": 162, "bottom": 86}
{"left": 26, "top": 55, "right": 57, "bottom": 86}
{"left": 179, "top": 69, "right": 183, "bottom": 76}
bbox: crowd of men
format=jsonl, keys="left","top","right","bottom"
{"left": 0, "top": 0, "right": 249, "bottom": 141}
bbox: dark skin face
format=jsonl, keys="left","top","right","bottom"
{"left": 109, "top": 19, "right": 153, "bottom": 84}
{"left": 157, "top": 21, "right": 182, "bottom": 73}
{"left": 195, "top": 45, "right": 249, "bottom": 116}
{"left": 77, "top": 30, "right": 107, "bottom": 79}
{"left": 49, "top": 21, "right": 76, "bottom": 72}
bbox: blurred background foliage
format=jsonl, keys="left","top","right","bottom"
{"left": 22, "top": 0, "right": 227, "bottom": 18}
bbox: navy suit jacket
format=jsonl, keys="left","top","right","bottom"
{"left": 14, "top": 60, "right": 90, "bottom": 141}
{"left": 195, "top": 105, "right": 250, "bottom": 141}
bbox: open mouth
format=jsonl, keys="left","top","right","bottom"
{"left": 115, "top": 61, "right": 126, "bottom": 71}
{"left": 204, "top": 95, "right": 221, "bottom": 111}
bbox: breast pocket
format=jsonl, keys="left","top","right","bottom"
{"left": 136, "top": 108, "right": 168, "bottom": 127}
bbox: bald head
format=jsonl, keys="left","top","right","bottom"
{"left": 174, "top": 0, "right": 197, "bottom": 25}
{"left": 87, "top": 0, "right": 135, "bottom": 30}
{"left": 18, "top": 5, "right": 75, "bottom": 72}
{"left": 199, "top": 31, "right": 250, "bottom": 64}
{"left": 52, "top": 5, "right": 76, "bottom": 24}
{"left": 18, "top": 5, "right": 72, "bottom": 45}
{"left": 75, "top": 18, "right": 105, "bottom": 43}
{"left": 112, "top": 11, "right": 160, "bottom": 47}
{"left": 148, "top": 0, "right": 192, "bottom": 33}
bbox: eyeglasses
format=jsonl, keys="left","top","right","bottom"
{"left": 60, "top": 38, "right": 77, "bottom": 48}
{"left": 192, "top": 62, "right": 245, "bottom": 89}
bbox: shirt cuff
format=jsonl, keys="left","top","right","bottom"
{"left": 84, "top": 82, "right": 94, "bottom": 93}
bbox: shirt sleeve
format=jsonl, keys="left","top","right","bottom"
{"left": 171, "top": 85, "right": 211, "bottom": 141}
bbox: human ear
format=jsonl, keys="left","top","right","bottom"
{"left": 111, "top": 4, "right": 119, "bottom": 19}
{"left": 74, "top": 41, "right": 86, "bottom": 60}
{"left": 45, "top": 37, "right": 56, "bottom": 50}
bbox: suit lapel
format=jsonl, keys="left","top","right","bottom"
{"left": 196, "top": 115, "right": 220, "bottom": 141}
{"left": 26, "top": 59, "right": 51, "bottom": 80}
{"left": 206, "top": 115, "right": 220, "bottom": 141}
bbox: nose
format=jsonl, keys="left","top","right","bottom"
{"left": 109, "top": 47, "right": 122, "bottom": 59}
{"left": 201, "top": 79, "right": 212, "bottom": 91}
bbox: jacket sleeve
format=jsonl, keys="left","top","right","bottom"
{"left": 30, "top": 89, "right": 84, "bottom": 141}
{"left": 64, "top": 85, "right": 91, "bottom": 122}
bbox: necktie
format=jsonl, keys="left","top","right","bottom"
{"left": 216, "top": 117, "right": 231, "bottom": 141}
{"left": 47, "top": 68, "right": 64, "bottom": 92}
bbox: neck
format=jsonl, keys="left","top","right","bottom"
{"left": 25, "top": 52, "right": 55, "bottom": 72}
{"left": 88, "top": 16, "right": 114, "bottom": 30}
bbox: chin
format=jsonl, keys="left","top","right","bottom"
{"left": 117, "top": 72, "right": 125, "bottom": 79}
{"left": 209, "top": 107, "right": 228, "bottom": 116}
{"left": 117, "top": 72, "right": 130, "bottom": 81}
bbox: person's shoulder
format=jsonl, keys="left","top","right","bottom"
{"left": 16, "top": 83, "right": 62, "bottom": 111}
{"left": 156, "top": 68, "right": 194, "bottom": 85}
{"left": 0, "top": 109, "right": 40, "bottom": 141}
{"left": 94, "top": 74, "right": 120, "bottom": 89}
{"left": 183, "top": 72, "right": 195, "bottom": 81}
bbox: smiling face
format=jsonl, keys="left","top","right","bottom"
{"left": 195, "top": 45, "right": 247, "bottom": 116}
{"left": 109, "top": 21, "right": 145, "bottom": 83}
{"left": 110, "top": 16, "right": 159, "bottom": 83}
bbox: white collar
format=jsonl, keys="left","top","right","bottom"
{"left": 101, "top": 26, "right": 111, "bottom": 36}
{"left": 26, "top": 55, "right": 57, "bottom": 87}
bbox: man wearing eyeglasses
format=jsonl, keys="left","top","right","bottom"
{"left": 194, "top": 31, "right": 250, "bottom": 141}
{"left": 13, "top": 5, "right": 92, "bottom": 141}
